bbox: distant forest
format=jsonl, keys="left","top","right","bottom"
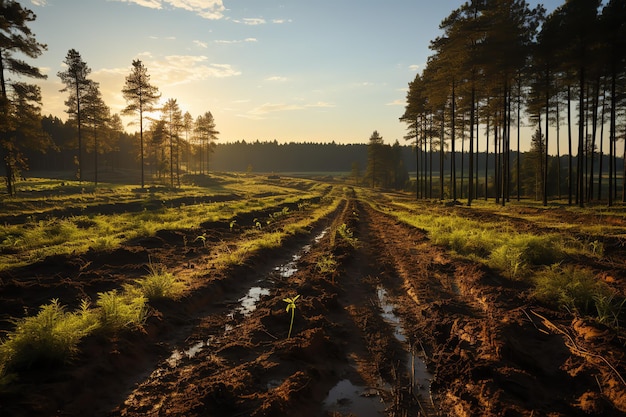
{"left": 16, "top": 117, "right": 625, "bottom": 202}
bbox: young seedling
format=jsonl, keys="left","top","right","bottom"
{"left": 283, "top": 294, "right": 300, "bottom": 339}
{"left": 194, "top": 235, "right": 207, "bottom": 247}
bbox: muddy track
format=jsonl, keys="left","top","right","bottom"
{"left": 360, "top": 200, "right": 626, "bottom": 416}
{"left": 2, "top": 195, "right": 626, "bottom": 416}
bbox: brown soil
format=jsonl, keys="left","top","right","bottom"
{"left": 1, "top": 195, "right": 625, "bottom": 416}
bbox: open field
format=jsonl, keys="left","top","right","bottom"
{"left": 1, "top": 174, "right": 625, "bottom": 416}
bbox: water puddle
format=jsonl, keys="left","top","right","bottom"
{"left": 323, "top": 379, "right": 385, "bottom": 416}
{"left": 165, "top": 226, "right": 330, "bottom": 369}
{"left": 237, "top": 286, "right": 270, "bottom": 315}
{"left": 376, "top": 286, "right": 435, "bottom": 412}
{"left": 377, "top": 287, "right": 406, "bottom": 342}
{"left": 274, "top": 227, "right": 328, "bottom": 278}
{"left": 166, "top": 338, "right": 211, "bottom": 367}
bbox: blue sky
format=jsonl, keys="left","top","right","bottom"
{"left": 27, "top": 0, "right": 563, "bottom": 148}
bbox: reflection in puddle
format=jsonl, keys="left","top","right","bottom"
{"left": 323, "top": 379, "right": 384, "bottom": 416}
{"left": 166, "top": 339, "right": 210, "bottom": 367}
{"left": 275, "top": 227, "right": 329, "bottom": 279}
{"left": 377, "top": 287, "right": 405, "bottom": 342}
{"left": 376, "top": 286, "right": 434, "bottom": 411}
{"left": 238, "top": 286, "right": 270, "bottom": 316}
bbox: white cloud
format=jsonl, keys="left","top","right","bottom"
{"left": 305, "top": 101, "right": 335, "bottom": 108}
{"left": 215, "top": 38, "right": 257, "bottom": 44}
{"left": 30, "top": 0, "right": 47, "bottom": 6}
{"left": 96, "top": 53, "right": 240, "bottom": 90}
{"left": 247, "top": 100, "right": 335, "bottom": 118}
{"left": 409, "top": 64, "right": 420, "bottom": 71}
{"left": 266, "top": 76, "right": 287, "bottom": 82}
{"left": 250, "top": 102, "right": 303, "bottom": 115}
{"left": 194, "top": 40, "right": 208, "bottom": 48}
{"left": 236, "top": 17, "right": 266, "bottom": 25}
{"left": 272, "top": 19, "right": 292, "bottom": 24}
{"left": 114, "top": 0, "right": 162, "bottom": 9}
{"left": 386, "top": 99, "right": 405, "bottom": 106}
{"left": 111, "top": 0, "right": 225, "bottom": 19}
{"left": 151, "top": 55, "right": 240, "bottom": 84}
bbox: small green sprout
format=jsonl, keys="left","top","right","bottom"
{"left": 229, "top": 220, "right": 237, "bottom": 232}
{"left": 194, "top": 235, "right": 207, "bottom": 247}
{"left": 283, "top": 294, "right": 300, "bottom": 339}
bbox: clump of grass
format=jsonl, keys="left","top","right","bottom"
{"left": 488, "top": 235, "right": 563, "bottom": 279}
{"left": 489, "top": 245, "right": 526, "bottom": 280}
{"left": 594, "top": 291, "right": 626, "bottom": 329}
{"left": 136, "top": 260, "right": 184, "bottom": 301}
{"left": 336, "top": 223, "right": 359, "bottom": 248}
{"left": 90, "top": 235, "right": 120, "bottom": 251}
{"left": 0, "top": 299, "right": 97, "bottom": 371}
{"left": 96, "top": 289, "right": 147, "bottom": 332}
{"left": 533, "top": 265, "right": 607, "bottom": 316}
{"left": 317, "top": 253, "right": 337, "bottom": 276}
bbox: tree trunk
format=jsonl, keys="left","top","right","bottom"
{"left": 577, "top": 67, "right": 585, "bottom": 208}
{"left": 468, "top": 86, "right": 475, "bottom": 207}
{"left": 588, "top": 79, "right": 600, "bottom": 201}
{"left": 543, "top": 65, "right": 550, "bottom": 207}
{"left": 567, "top": 85, "right": 573, "bottom": 206}
{"left": 597, "top": 86, "right": 606, "bottom": 201}
{"left": 608, "top": 66, "right": 616, "bottom": 206}
{"left": 140, "top": 108, "right": 145, "bottom": 188}
{"left": 451, "top": 79, "right": 457, "bottom": 201}
{"left": 440, "top": 110, "right": 445, "bottom": 200}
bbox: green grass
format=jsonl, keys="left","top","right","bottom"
{"left": 316, "top": 253, "right": 337, "bottom": 276}
{"left": 533, "top": 264, "right": 610, "bottom": 316}
{"left": 0, "top": 176, "right": 332, "bottom": 271}
{"left": 96, "top": 289, "right": 148, "bottom": 332}
{"left": 137, "top": 261, "right": 185, "bottom": 301}
{"left": 379, "top": 201, "right": 592, "bottom": 280}
{"left": 0, "top": 299, "right": 98, "bottom": 370}
{"left": 0, "top": 263, "right": 179, "bottom": 381}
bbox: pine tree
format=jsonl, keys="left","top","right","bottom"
{"left": 194, "top": 111, "right": 219, "bottom": 176}
{"left": 0, "top": 0, "right": 47, "bottom": 195}
{"left": 122, "top": 60, "right": 160, "bottom": 188}
{"left": 58, "top": 49, "right": 92, "bottom": 182}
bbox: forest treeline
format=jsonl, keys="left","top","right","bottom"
{"left": 19, "top": 118, "right": 625, "bottom": 200}
{"left": 401, "top": 0, "right": 626, "bottom": 206}
{"left": 1, "top": 0, "right": 625, "bottom": 205}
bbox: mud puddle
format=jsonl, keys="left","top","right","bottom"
{"left": 377, "top": 286, "right": 435, "bottom": 412}
{"left": 166, "top": 227, "right": 330, "bottom": 368}
{"left": 323, "top": 379, "right": 385, "bottom": 416}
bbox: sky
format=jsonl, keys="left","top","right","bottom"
{"left": 26, "top": 0, "right": 564, "bottom": 148}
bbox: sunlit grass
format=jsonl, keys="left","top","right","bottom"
{"left": 375, "top": 198, "right": 598, "bottom": 280}
{"left": 213, "top": 192, "right": 342, "bottom": 267}
{"left": 137, "top": 260, "right": 185, "bottom": 301}
{"left": 533, "top": 264, "right": 609, "bottom": 316}
{"left": 0, "top": 178, "right": 333, "bottom": 271}
{"left": 0, "top": 299, "right": 98, "bottom": 371}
